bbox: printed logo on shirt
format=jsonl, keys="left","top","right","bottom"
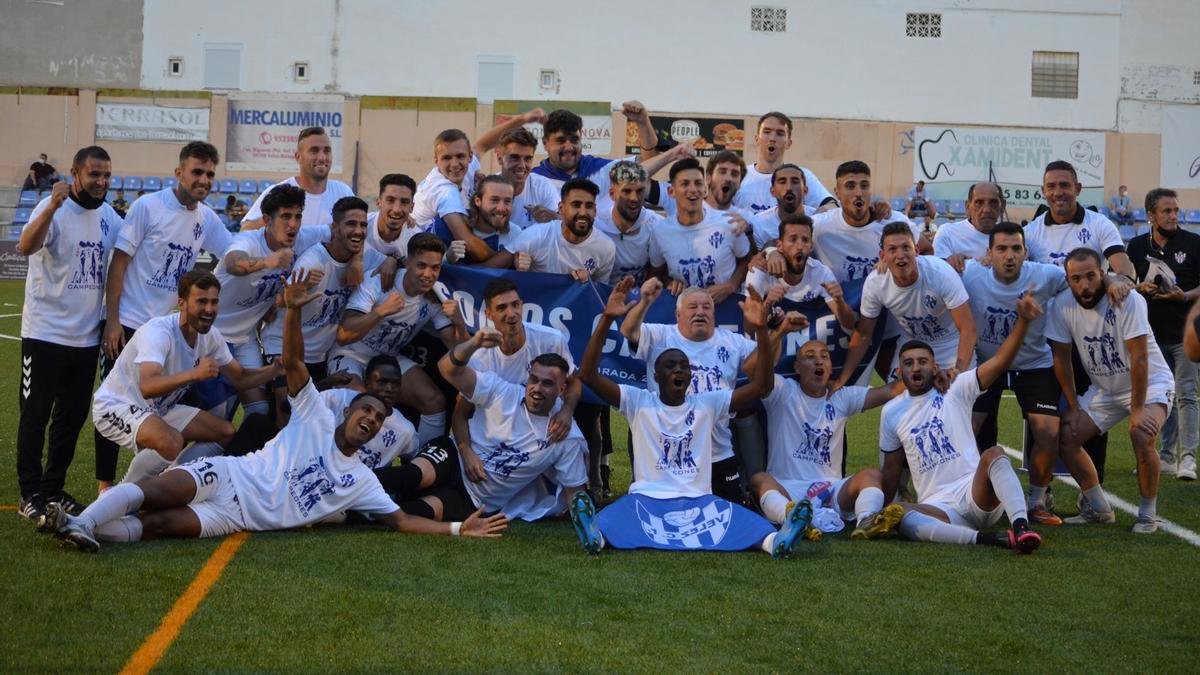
{"left": 908, "top": 416, "right": 960, "bottom": 473}
{"left": 69, "top": 240, "right": 106, "bottom": 290}
{"left": 1176, "top": 252, "right": 1187, "bottom": 265}
{"left": 285, "top": 456, "right": 337, "bottom": 517}
{"left": 689, "top": 364, "right": 724, "bottom": 393}
{"left": 149, "top": 242, "right": 196, "bottom": 290}
{"left": 1077, "top": 228, "right": 1091, "bottom": 244}
{"left": 793, "top": 422, "right": 834, "bottom": 466}
{"left": 1082, "top": 333, "right": 1128, "bottom": 375}
{"left": 637, "top": 499, "right": 731, "bottom": 548}
{"left": 708, "top": 231, "right": 725, "bottom": 249}
{"left": 238, "top": 271, "right": 284, "bottom": 308}
{"left": 381, "top": 429, "right": 397, "bottom": 447}
{"left": 677, "top": 255, "right": 717, "bottom": 288}
{"left": 100, "top": 218, "right": 110, "bottom": 237}
{"left": 824, "top": 402, "right": 836, "bottom": 421}
{"left": 922, "top": 294, "right": 938, "bottom": 310}
{"left": 1047, "top": 251, "right": 1069, "bottom": 266}
{"left": 368, "top": 319, "right": 417, "bottom": 354}
{"left": 356, "top": 446, "right": 383, "bottom": 469}
{"left": 717, "top": 346, "right": 730, "bottom": 364}
{"left": 584, "top": 257, "right": 597, "bottom": 273}
{"left": 340, "top": 473, "right": 356, "bottom": 488}
{"left": 305, "top": 288, "right": 354, "bottom": 328}
{"left": 480, "top": 442, "right": 530, "bottom": 478}
{"left": 898, "top": 314, "right": 950, "bottom": 341}
{"left": 843, "top": 256, "right": 877, "bottom": 281}
{"left": 656, "top": 429, "right": 698, "bottom": 476}
{"left": 193, "top": 221, "right": 203, "bottom": 241}
{"left": 982, "top": 306, "right": 1017, "bottom": 344}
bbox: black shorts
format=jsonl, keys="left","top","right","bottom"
{"left": 712, "top": 456, "right": 743, "bottom": 505}
{"left": 972, "top": 367, "right": 1061, "bottom": 418}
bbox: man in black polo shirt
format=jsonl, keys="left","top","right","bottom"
{"left": 1128, "top": 188, "right": 1200, "bottom": 480}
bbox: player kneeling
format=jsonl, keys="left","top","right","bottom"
{"left": 46, "top": 270, "right": 506, "bottom": 551}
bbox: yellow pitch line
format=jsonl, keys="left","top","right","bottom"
{"left": 0, "top": 505, "right": 16, "bottom": 511}
{"left": 119, "top": 531, "right": 249, "bottom": 675}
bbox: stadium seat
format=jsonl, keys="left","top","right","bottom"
{"left": 205, "top": 194, "right": 219, "bottom": 208}
{"left": 18, "top": 190, "right": 39, "bottom": 206}
{"left": 1185, "top": 209, "right": 1200, "bottom": 224}
{"left": 7, "top": 226, "right": 23, "bottom": 240}
{"left": 1117, "top": 225, "right": 1136, "bottom": 241}
{"left": 220, "top": 178, "right": 239, "bottom": 193}
{"left": 1098, "top": 206, "right": 1110, "bottom": 218}
{"left": 109, "top": 175, "right": 123, "bottom": 189}
{"left": 239, "top": 179, "right": 257, "bottom": 194}
{"left": 890, "top": 197, "right": 906, "bottom": 212}
{"left": 258, "top": 179, "right": 276, "bottom": 192}
{"left": 143, "top": 177, "right": 162, "bottom": 191}
{"left": 164, "top": 176, "right": 179, "bottom": 189}
{"left": 949, "top": 200, "right": 966, "bottom": 216}
{"left": 14, "top": 208, "right": 33, "bottom": 225}
{"left": 1132, "top": 207, "right": 1148, "bottom": 223}
{"left": 933, "top": 200, "right": 949, "bottom": 215}
{"left": 106, "top": 190, "right": 117, "bottom": 203}
{"left": 124, "top": 176, "right": 143, "bottom": 191}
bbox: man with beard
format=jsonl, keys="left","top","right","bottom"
{"left": 1127, "top": 188, "right": 1200, "bottom": 480}
{"left": 490, "top": 127, "right": 560, "bottom": 229}
{"left": 934, "top": 182, "right": 1005, "bottom": 270}
{"left": 243, "top": 127, "right": 355, "bottom": 230}
{"left": 732, "top": 112, "right": 834, "bottom": 214}
{"left": 531, "top": 102, "right": 659, "bottom": 193}
{"left": 331, "top": 233, "right": 467, "bottom": 447}
{"left": 748, "top": 164, "right": 816, "bottom": 250}
{"left": 366, "top": 173, "right": 417, "bottom": 260}
{"left": 99, "top": 141, "right": 234, "bottom": 494}
{"left": 660, "top": 151, "right": 753, "bottom": 222}
{"left": 16, "top": 146, "right": 123, "bottom": 523}
{"left": 91, "top": 271, "right": 282, "bottom": 487}
{"left": 880, "top": 292, "right": 1044, "bottom": 552}
{"left": 484, "top": 179, "right": 616, "bottom": 283}
{"left": 47, "top": 270, "right": 507, "bottom": 552}
{"left": 1048, "top": 248, "right": 1175, "bottom": 533}
{"left": 594, "top": 161, "right": 664, "bottom": 285}
{"left": 441, "top": 176, "right": 524, "bottom": 262}
{"left": 745, "top": 214, "right": 856, "bottom": 332}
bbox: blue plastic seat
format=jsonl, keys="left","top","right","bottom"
{"left": 239, "top": 179, "right": 257, "bottom": 194}
{"left": 124, "top": 176, "right": 143, "bottom": 191}
{"left": 143, "top": 177, "right": 162, "bottom": 191}
{"left": 1132, "top": 207, "right": 1148, "bottom": 223}
{"left": 14, "top": 208, "right": 33, "bottom": 225}
{"left": 163, "top": 176, "right": 179, "bottom": 189}
{"left": 18, "top": 190, "right": 39, "bottom": 206}
{"left": 107, "top": 190, "right": 118, "bottom": 203}
{"left": 205, "top": 194, "right": 220, "bottom": 208}
{"left": 890, "top": 197, "right": 906, "bottom": 212}
{"left": 258, "top": 179, "right": 276, "bottom": 192}
{"left": 949, "top": 200, "right": 966, "bottom": 216}
{"left": 1185, "top": 209, "right": 1200, "bottom": 225}
{"left": 109, "top": 175, "right": 124, "bottom": 189}
{"left": 1117, "top": 225, "right": 1136, "bottom": 241}
{"left": 220, "top": 178, "right": 239, "bottom": 193}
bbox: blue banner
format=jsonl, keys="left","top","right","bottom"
{"left": 595, "top": 494, "right": 776, "bottom": 551}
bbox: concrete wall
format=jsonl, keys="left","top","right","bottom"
{"left": 0, "top": 0, "right": 142, "bottom": 88}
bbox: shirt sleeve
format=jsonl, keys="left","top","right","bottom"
{"left": 434, "top": 184, "right": 467, "bottom": 219}
{"left": 953, "top": 368, "right": 983, "bottom": 406}
{"left": 364, "top": 248, "right": 387, "bottom": 273}
{"left": 132, "top": 324, "right": 170, "bottom": 366}
{"left": 617, "top": 384, "right": 643, "bottom": 419}
{"left": 1043, "top": 297, "right": 1070, "bottom": 344}
{"left": 207, "top": 337, "right": 234, "bottom": 367}
{"left": 346, "top": 277, "right": 380, "bottom": 314}
{"left": 761, "top": 374, "right": 788, "bottom": 410}
{"left": 836, "top": 386, "right": 870, "bottom": 416}
{"left": 594, "top": 241, "right": 616, "bottom": 283}
{"left": 552, "top": 333, "right": 576, "bottom": 371}
{"left": 933, "top": 259, "right": 970, "bottom": 309}
{"left": 505, "top": 223, "right": 538, "bottom": 255}
{"left": 732, "top": 230, "right": 751, "bottom": 258}
{"left": 814, "top": 264, "right": 837, "bottom": 302}
{"left": 349, "top": 475, "right": 402, "bottom": 516}
{"left": 633, "top": 322, "right": 665, "bottom": 360}
{"left": 288, "top": 379, "right": 328, "bottom": 424}
{"left": 1117, "top": 293, "right": 1151, "bottom": 341}
{"left": 466, "top": 371, "right": 503, "bottom": 408}
{"left": 879, "top": 407, "right": 902, "bottom": 453}
{"left": 700, "top": 389, "right": 735, "bottom": 416}
{"left": 427, "top": 299, "right": 453, "bottom": 331}
{"left": 859, "top": 274, "right": 883, "bottom": 320}
{"left": 244, "top": 187, "right": 272, "bottom": 221}
{"left": 550, "top": 438, "right": 589, "bottom": 490}
{"left": 202, "top": 210, "right": 233, "bottom": 254}
{"left": 114, "top": 198, "right": 150, "bottom": 256}
{"left": 1096, "top": 219, "right": 1125, "bottom": 254}
{"left": 932, "top": 227, "right": 953, "bottom": 258}
{"left": 29, "top": 198, "right": 58, "bottom": 247}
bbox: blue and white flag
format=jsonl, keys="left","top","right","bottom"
{"left": 596, "top": 494, "right": 776, "bottom": 551}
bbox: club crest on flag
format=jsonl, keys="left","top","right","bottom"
{"left": 636, "top": 498, "right": 731, "bottom": 548}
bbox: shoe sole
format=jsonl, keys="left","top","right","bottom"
{"left": 1029, "top": 511, "right": 1064, "bottom": 527}
{"left": 568, "top": 493, "right": 602, "bottom": 555}
{"left": 59, "top": 529, "right": 100, "bottom": 553}
{"left": 1178, "top": 475, "right": 1197, "bottom": 481}
{"left": 45, "top": 503, "right": 100, "bottom": 553}
{"left": 851, "top": 504, "right": 904, "bottom": 541}
{"left": 1015, "top": 530, "right": 1041, "bottom": 554}
{"left": 772, "top": 500, "right": 813, "bottom": 559}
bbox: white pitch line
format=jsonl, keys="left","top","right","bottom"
{"left": 0, "top": 333, "right": 18, "bottom": 341}
{"left": 0, "top": 313, "right": 21, "bottom": 319}
{"left": 1001, "top": 445, "right": 1200, "bottom": 547}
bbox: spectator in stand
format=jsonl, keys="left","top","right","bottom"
{"left": 24, "top": 154, "right": 59, "bottom": 190}
{"left": 1111, "top": 185, "right": 1134, "bottom": 228}
{"left": 111, "top": 189, "right": 129, "bottom": 218}
{"left": 905, "top": 180, "right": 936, "bottom": 223}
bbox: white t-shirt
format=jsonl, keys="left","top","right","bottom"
{"left": 463, "top": 372, "right": 588, "bottom": 521}
{"left": 962, "top": 260, "right": 1066, "bottom": 371}
{"left": 880, "top": 370, "right": 983, "bottom": 505}
{"left": 336, "top": 276, "right": 451, "bottom": 360}
{"left": 245, "top": 177, "right": 356, "bottom": 229}
{"left": 412, "top": 156, "right": 481, "bottom": 228}
{"left": 92, "top": 314, "right": 233, "bottom": 416}
{"left": 633, "top": 323, "right": 756, "bottom": 462}
{"left": 228, "top": 380, "right": 399, "bottom": 531}
{"left": 468, "top": 322, "right": 574, "bottom": 384}
{"left": 744, "top": 258, "right": 837, "bottom": 304}
{"left": 22, "top": 197, "right": 123, "bottom": 347}
{"left": 1025, "top": 207, "right": 1124, "bottom": 267}
{"left": 811, "top": 208, "right": 920, "bottom": 283}
{"left": 506, "top": 221, "right": 616, "bottom": 282}
{"left": 747, "top": 205, "right": 818, "bottom": 250}
{"left": 763, "top": 376, "right": 868, "bottom": 482}
{"left": 861, "top": 256, "right": 970, "bottom": 370}
{"left": 648, "top": 205, "right": 750, "bottom": 288}
{"left": 1044, "top": 290, "right": 1174, "bottom": 397}
{"left": 932, "top": 219, "right": 990, "bottom": 260}
{"left": 509, "top": 172, "right": 561, "bottom": 230}
{"left": 114, "top": 188, "right": 233, "bottom": 329}
{"left": 213, "top": 226, "right": 330, "bottom": 345}
{"left": 319, "top": 388, "right": 418, "bottom": 467}
{"left": 734, "top": 164, "right": 833, "bottom": 213}
{"left": 259, "top": 243, "right": 386, "bottom": 361}
{"left": 620, "top": 385, "right": 731, "bottom": 499}
{"left": 365, "top": 212, "right": 405, "bottom": 258}
{"left": 593, "top": 206, "right": 662, "bottom": 285}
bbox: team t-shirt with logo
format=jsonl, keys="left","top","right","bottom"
{"left": 620, "top": 385, "right": 731, "bottom": 499}
{"left": 462, "top": 372, "right": 588, "bottom": 521}
{"left": 744, "top": 258, "right": 837, "bottom": 304}
{"left": 932, "top": 219, "right": 991, "bottom": 260}
{"left": 245, "top": 178, "right": 356, "bottom": 228}
{"left": 1024, "top": 207, "right": 1124, "bottom": 267}
{"left": 115, "top": 188, "right": 233, "bottom": 329}
{"left": 365, "top": 212, "right": 406, "bottom": 259}
{"left": 468, "top": 322, "right": 574, "bottom": 384}
{"left": 330, "top": 276, "right": 451, "bottom": 363}
{"left": 228, "top": 380, "right": 400, "bottom": 531}
{"left": 648, "top": 205, "right": 751, "bottom": 288}
{"left": 811, "top": 208, "right": 920, "bottom": 283}
{"left": 22, "top": 196, "right": 123, "bottom": 347}
{"left": 880, "top": 370, "right": 983, "bottom": 505}
{"left": 92, "top": 314, "right": 233, "bottom": 416}
{"left": 860, "top": 256, "right": 971, "bottom": 369}
{"left": 763, "top": 377, "right": 868, "bottom": 483}
{"left": 593, "top": 206, "right": 662, "bottom": 285}
{"left": 506, "top": 221, "right": 616, "bottom": 282}
{"left": 734, "top": 164, "right": 833, "bottom": 213}
{"left": 509, "top": 172, "right": 561, "bottom": 229}
{"left": 962, "top": 260, "right": 1066, "bottom": 370}
{"left": 1043, "top": 290, "right": 1174, "bottom": 397}
{"left": 319, "top": 387, "right": 418, "bottom": 467}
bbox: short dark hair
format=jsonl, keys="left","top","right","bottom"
{"left": 483, "top": 278, "right": 520, "bottom": 306}
{"left": 378, "top": 173, "right": 416, "bottom": 196}
{"left": 1064, "top": 247, "right": 1103, "bottom": 270}
{"left": 332, "top": 196, "right": 369, "bottom": 223}
{"left": 987, "top": 221, "right": 1026, "bottom": 248}
{"left": 434, "top": 128, "right": 470, "bottom": 150}
{"left": 771, "top": 163, "right": 806, "bottom": 184}
{"left": 561, "top": 177, "right": 599, "bottom": 200}
{"left": 261, "top": 184, "right": 305, "bottom": 218}
{"left": 778, "top": 213, "right": 814, "bottom": 240}
{"left": 836, "top": 160, "right": 871, "bottom": 179}
{"left": 757, "top": 111, "right": 793, "bottom": 135}
{"left": 898, "top": 339, "right": 935, "bottom": 359}
{"left": 879, "top": 221, "right": 914, "bottom": 247}
{"left": 297, "top": 126, "right": 328, "bottom": 147}
{"left": 669, "top": 157, "right": 704, "bottom": 183}
{"left": 407, "top": 232, "right": 446, "bottom": 258}
{"left": 1146, "top": 187, "right": 1178, "bottom": 213}
{"left": 967, "top": 182, "right": 1003, "bottom": 202}
{"left": 72, "top": 145, "right": 110, "bottom": 168}
{"left": 1044, "top": 160, "right": 1077, "bottom": 182}
{"left": 531, "top": 352, "right": 570, "bottom": 377}
{"left": 499, "top": 127, "right": 539, "bottom": 150}
{"left": 543, "top": 109, "right": 583, "bottom": 139}
{"left": 179, "top": 141, "right": 219, "bottom": 165}
{"left": 347, "top": 391, "right": 386, "bottom": 412}
{"left": 178, "top": 269, "right": 220, "bottom": 298}
{"left": 364, "top": 354, "right": 401, "bottom": 381}
{"left": 706, "top": 150, "right": 746, "bottom": 179}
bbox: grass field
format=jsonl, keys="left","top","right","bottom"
{"left": 1, "top": 278, "right": 1198, "bottom": 673}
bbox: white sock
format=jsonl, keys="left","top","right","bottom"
{"left": 1139, "top": 496, "right": 1157, "bottom": 520}
{"left": 987, "top": 456, "right": 1028, "bottom": 524}
{"left": 80, "top": 483, "right": 144, "bottom": 530}
{"left": 760, "top": 532, "right": 777, "bottom": 553}
{"left": 242, "top": 399, "right": 270, "bottom": 417}
{"left": 854, "top": 487, "right": 885, "bottom": 523}
{"left": 759, "top": 490, "right": 790, "bottom": 525}
{"left": 94, "top": 515, "right": 143, "bottom": 542}
{"left": 171, "top": 442, "right": 223, "bottom": 467}
{"left": 121, "top": 449, "right": 172, "bottom": 484}
{"left": 898, "top": 511, "right": 978, "bottom": 545}
{"left": 417, "top": 412, "right": 446, "bottom": 446}
{"left": 1027, "top": 484, "right": 1047, "bottom": 510}
{"left": 1084, "top": 485, "right": 1113, "bottom": 513}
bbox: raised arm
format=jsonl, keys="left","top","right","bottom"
{"left": 442, "top": 213, "right": 495, "bottom": 263}
{"left": 138, "top": 358, "right": 217, "bottom": 400}
{"left": 282, "top": 268, "right": 322, "bottom": 396}
{"left": 218, "top": 357, "right": 284, "bottom": 392}
{"left": 438, "top": 328, "right": 502, "bottom": 400}
{"left": 474, "top": 108, "right": 545, "bottom": 156}
{"left": 337, "top": 292, "right": 406, "bottom": 345}
{"left": 17, "top": 181, "right": 67, "bottom": 256}
{"left": 623, "top": 101, "right": 661, "bottom": 161}
{"left": 730, "top": 288, "right": 775, "bottom": 412}
{"left": 620, "top": 276, "right": 663, "bottom": 347}
{"left": 975, "top": 290, "right": 1041, "bottom": 390}
{"left": 580, "top": 277, "right": 638, "bottom": 408}
{"left": 224, "top": 247, "right": 294, "bottom": 277}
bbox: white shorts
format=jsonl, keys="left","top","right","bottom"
{"left": 326, "top": 347, "right": 417, "bottom": 379}
{"left": 174, "top": 456, "right": 247, "bottom": 538}
{"left": 922, "top": 475, "right": 1002, "bottom": 530}
{"left": 778, "top": 477, "right": 853, "bottom": 521}
{"left": 1080, "top": 386, "right": 1175, "bottom": 434}
{"left": 92, "top": 399, "right": 200, "bottom": 451}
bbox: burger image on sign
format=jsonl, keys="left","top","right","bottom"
{"left": 713, "top": 123, "right": 744, "bottom": 150}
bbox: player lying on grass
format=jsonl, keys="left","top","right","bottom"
{"left": 749, "top": 338, "right": 907, "bottom": 540}
{"left": 46, "top": 269, "right": 508, "bottom": 552}
{"left": 880, "top": 289, "right": 1045, "bottom": 553}
{"left": 569, "top": 277, "right": 814, "bottom": 558}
